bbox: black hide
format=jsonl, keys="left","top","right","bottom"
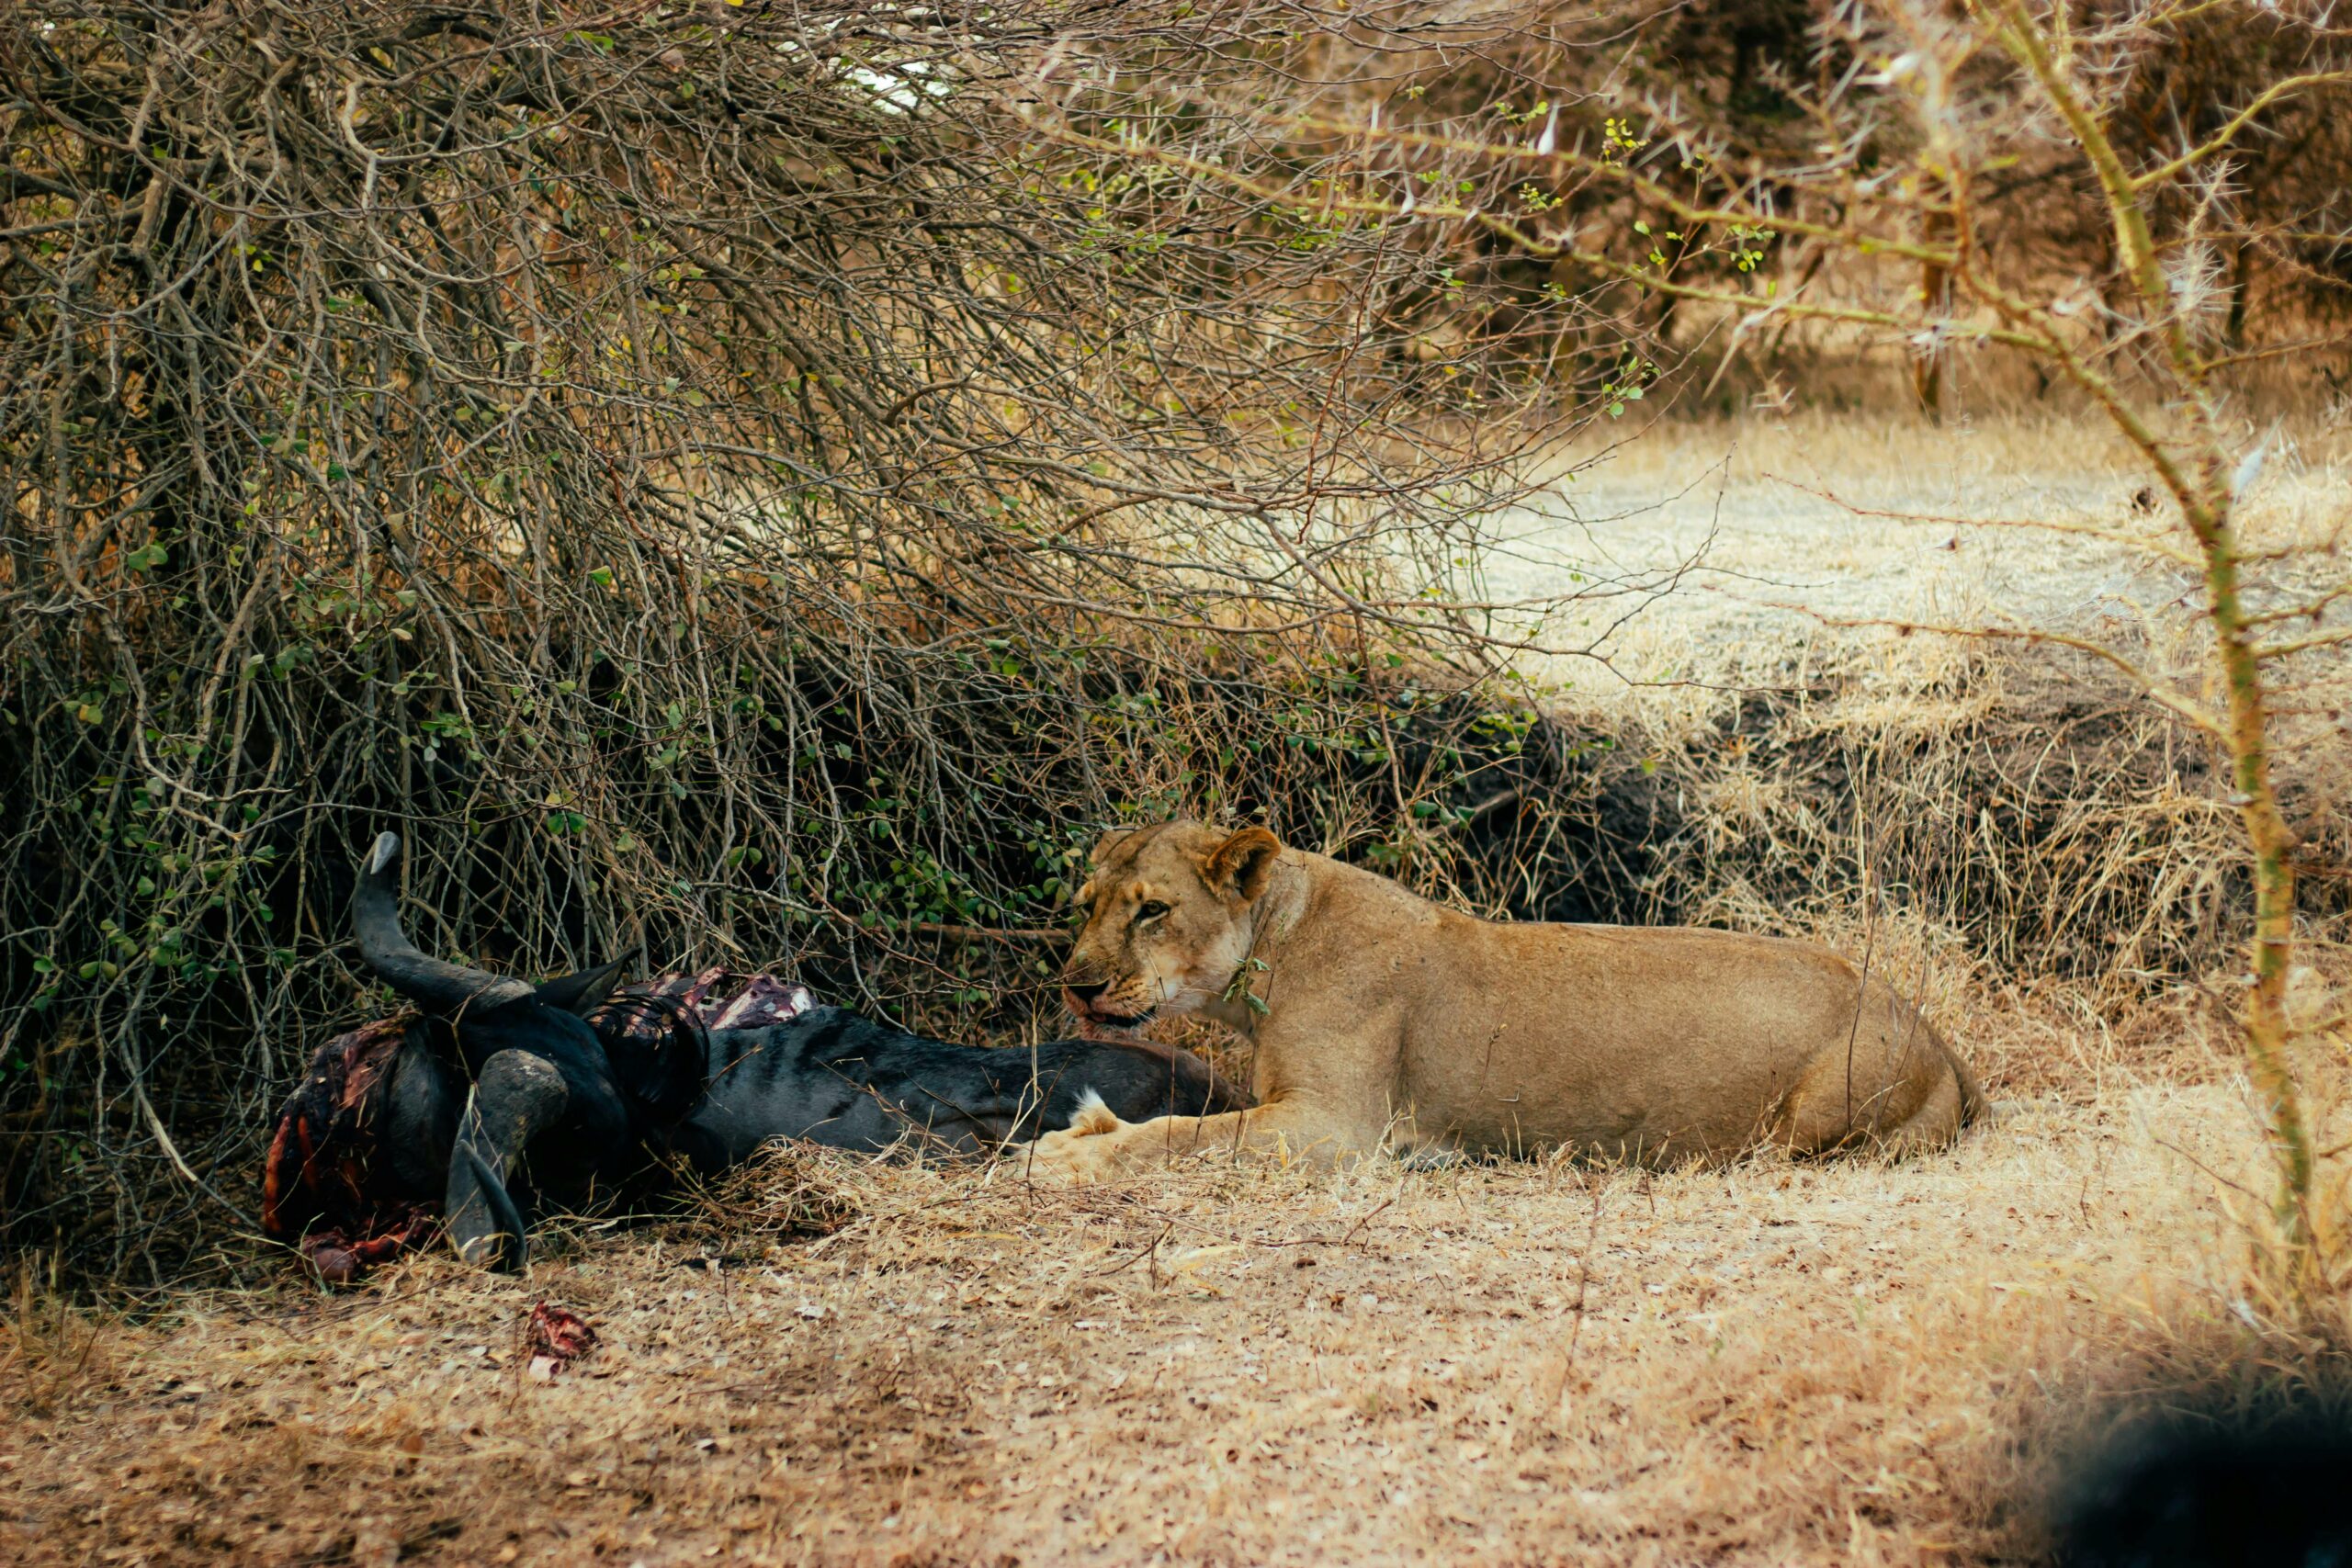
{"left": 664, "top": 1007, "right": 1249, "bottom": 1170}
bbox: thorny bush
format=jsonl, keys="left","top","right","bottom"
{"left": 0, "top": 1, "right": 1679, "bottom": 1283}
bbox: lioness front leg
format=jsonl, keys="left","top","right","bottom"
{"left": 1022, "top": 1099, "right": 1355, "bottom": 1185}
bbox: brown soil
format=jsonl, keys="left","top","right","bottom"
{"left": 2, "top": 982, "right": 2314, "bottom": 1567}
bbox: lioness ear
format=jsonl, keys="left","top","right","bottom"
{"left": 1088, "top": 827, "right": 1136, "bottom": 868}
{"left": 1203, "top": 826, "right": 1282, "bottom": 901}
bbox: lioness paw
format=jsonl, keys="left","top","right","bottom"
{"left": 1023, "top": 1122, "right": 1126, "bottom": 1185}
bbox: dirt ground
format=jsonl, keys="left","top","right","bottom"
{"left": 0, "top": 990, "right": 2311, "bottom": 1567}
{"left": 1474, "top": 408, "right": 2351, "bottom": 716}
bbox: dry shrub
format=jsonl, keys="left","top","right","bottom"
{"left": 1413, "top": 645, "right": 2344, "bottom": 995}
{"left": 1227, "top": 1, "right": 2352, "bottom": 407}
{"left": 1655, "top": 656, "right": 2259, "bottom": 986}
{"left": 0, "top": 0, "right": 1644, "bottom": 1284}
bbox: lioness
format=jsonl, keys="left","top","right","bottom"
{"left": 1027, "top": 819, "right": 1982, "bottom": 1182}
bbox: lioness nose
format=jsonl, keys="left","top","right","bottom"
{"left": 1065, "top": 980, "right": 1107, "bottom": 1004}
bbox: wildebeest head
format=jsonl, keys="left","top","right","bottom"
{"left": 350, "top": 832, "right": 701, "bottom": 1116}
{"left": 346, "top": 831, "right": 689, "bottom": 1269}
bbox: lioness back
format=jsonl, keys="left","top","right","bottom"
{"left": 1400, "top": 914, "right": 1974, "bottom": 1159}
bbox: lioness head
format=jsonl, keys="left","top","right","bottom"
{"left": 1060, "top": 820, "right": 1283, "bottom": 1032}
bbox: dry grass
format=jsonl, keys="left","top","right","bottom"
{"left": 1461, "top": 405, "right": 2351, "bottom": 988}
{"left": 1482, "top": 407, "right": 2352, "bottom": 732}
{"left": 5, "top": 977, "right": 2346, "bottom": 1568}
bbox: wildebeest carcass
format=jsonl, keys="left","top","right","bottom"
{"left": 262, "top": 832, "right": 1249, "bottom": 1280}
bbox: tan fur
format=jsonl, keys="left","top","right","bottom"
{"left": 1034, "top": 820, "right": 1984, "bottom": 1182}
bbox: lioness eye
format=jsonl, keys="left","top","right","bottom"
{"left": 1135, "top": 900, "right": 1170, "bottom": 922}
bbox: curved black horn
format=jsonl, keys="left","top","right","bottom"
{"left": 534, "top": 958, "right": 630, "bottom": 1019}
{"left": 352, "top": 831, "right": 533, "bottom": 1014}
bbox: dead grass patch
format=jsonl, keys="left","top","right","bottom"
{"left": 7, "top": 983, "right": 2346, "bottom": 1567}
